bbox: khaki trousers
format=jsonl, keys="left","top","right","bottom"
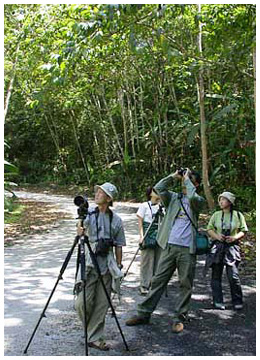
{"left": 75, "top": 267, "right": 112, "bottom": 343}
{"left": 138, "top": 244, "right": 196, "bottom": 322}
{"left": 140, "top": 246, "right": 162, "bottom": 289}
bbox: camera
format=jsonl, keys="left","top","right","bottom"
{"left": 74, "top": 195, "right": 89, "bottom": 219}
{"left": 222, "top": 229, "right": 231, "bottom": 237}
{"left": 177, "top": 167, "right": 188, "bottom": 176}
{"left": 95, "top": 238, "right": 114, "bottom": 257}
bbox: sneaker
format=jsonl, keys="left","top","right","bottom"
{"left": 125, "top": 315, "right": 150, "bottom": 326}
{"left": 213, "top": 302, "right": 226, "bottom": 310}
{"left": 139, "top": 287, "right": 149, "bottom": 295}
{"left": 172, "top": 322, "right": 184, "bottom": 333}
{"left": 234, "top": 304, "right": 243, "bottom": 310}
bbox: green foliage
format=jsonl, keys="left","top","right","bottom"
{"left": 4, "top": 199, "right": 24, "bottom": 224}
{"left": 4, "top": 4, "right": 255, "bottom": 210}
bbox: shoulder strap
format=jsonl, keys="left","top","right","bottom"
{"left": 179, "top": 195, "right": 198, "bottom": 231}
{"left": 147, "top": 201, "right": 153, "bottom": 217}
{"left": 108, "top": 208, "right": 113, "bottom": 239}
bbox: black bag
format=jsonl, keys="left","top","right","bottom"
{"left": 179, "top": 196, "right": 211, "bottom": 256}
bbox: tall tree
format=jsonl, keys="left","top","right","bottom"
{"left": 196, "top": 4, "right": 215, "bottom": 209}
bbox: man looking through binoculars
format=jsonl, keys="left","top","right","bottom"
{"left": 126, "top": 168, "right": 205, "bottom": 333}
{"left": 75, "top": 182, "right": 126, "bottom": 351}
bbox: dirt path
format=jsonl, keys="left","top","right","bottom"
{"left": 4, "top": 191, "right": 256, "bottom": 356}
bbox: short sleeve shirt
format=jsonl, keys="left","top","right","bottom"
{"left": 84, "top": 206, "right": 126, "bottom": 246}
{"left": 168, "top": 195, "right": 192, "bottom": 247}
{"left": 83, "top": 206, "right": 126, "bottom": 274}
{"left": 137, "top": 201, "right": 159, "bottom": 223}
{"left": 207, "top": 210, "right": 248, "bottom": 236}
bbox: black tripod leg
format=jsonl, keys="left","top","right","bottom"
{"left": 84, "top": 236, "right": 129, "bottom": 352}
{"left": 123, "top": 246, "right": 140, "bottom": 280}
{"left": 23, "top": 235, "right": 80, "bottom": 355}
{"left": 82, "top": 283, "right": 88, "bottom": 355}
{"left": 79, "top": 236, "right": 88, "bottom": 356}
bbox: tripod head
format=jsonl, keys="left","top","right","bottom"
{"left": 74, "top": 194, "right": 89, "bottom": 220}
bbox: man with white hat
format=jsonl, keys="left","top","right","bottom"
{"left": 74, "top": 182, "right": 126, "bottom": 351}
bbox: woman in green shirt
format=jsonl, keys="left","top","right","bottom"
{"left": 207, "top": 192, "right": 248, "bottom": 310}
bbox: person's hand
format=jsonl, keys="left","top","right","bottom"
{"left": 117, "top": 263, "right": 123, "bottom": 270}
{"left": 217, "top": 233, "right": 226, "bottom": 242}
{"left": 172, "top": 169, "right": 182, "bottom": 180}
{"left": 77, "top": 227, "right": 84, "bottom": 236}
{"left": 139, "top": 236, "right": 144, "bottom": 245}
{"left": 225, "top": 236, "right": 236, "bottom": 243}
{"left": 183, "top": 168, "right": 191, "bottom": 180}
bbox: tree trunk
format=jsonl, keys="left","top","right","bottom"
{"left": 132, "top": 84, "right": 140, "bottom": 151}
{"left": 4, "top": 43, "right": 20, "bottom": 122}
{"left": 125, "top": 82, "right": 136, "bottom": 158}
{"left": 91, "top": 95, "right": 111, "bottom": 165}
{"left": 70, "top": 111, "right": 90, "bottom": 184}
{"left": 101, "top": 90, "right": 124, "bottom": 159}
{"left": 253, "top": 46, "right": 256, "bottom": 112}
{"left": 197, "top": 4, "right": 215, "bottom": 210}
{"left": 118, "top": 88, "right": 128, "bottom": 155}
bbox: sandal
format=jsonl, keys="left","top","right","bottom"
{"left": 88, "top": 340, "right": 110, "bottom": 351}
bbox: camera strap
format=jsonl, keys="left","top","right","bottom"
{"left": 221, "top": 210, "right": 233, "bottom": 233}
{"left": 95, "top": 207, "right": 113, "bottom": 242}
{"left": 178, "top": 193, "right": 198, "bottom": 232}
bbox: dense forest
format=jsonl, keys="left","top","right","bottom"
{"left": 4, "top": 4, "right": 255, "bottom": 212}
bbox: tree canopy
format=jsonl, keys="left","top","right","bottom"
{"left": 4, "top": 4, "right": 255, "bottom": 211}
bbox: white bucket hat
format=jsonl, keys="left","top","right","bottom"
{"left": 94, "top": 182, "right": 118, "bottom": 200}
{"left": 218, "top": 191, "right": 236, "bottom": 205}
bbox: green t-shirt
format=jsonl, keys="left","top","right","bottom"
{"left": 207, "top": 210, "right": 248, "bottom": 236}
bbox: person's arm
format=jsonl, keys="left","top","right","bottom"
{"left": 183, "top": 170, "right": 205, "bottom": 211}
{"left": 207, "top": 212, "right": 225, "bottom": 241}
{"left": 77, "top": 212, "right": 91, "bottom": 236}
{"left": 77, "top": 220, "right": 84, "bottom": 236}
{"left": 207, "top": 229, "right": 226, "bottom": 242}
{"left": 154, "top": 170, "right": 181, "bottom": 208}
{"left": 137, "top": 215, "right": 144, "bottom": 244}
{"left": 113, "top": 217, "right": 126, "bottom": 269}
{"left": 115, "top": 246, "right": 123, "bottom": 269}
{"left": 225, "top": 232, "right": 245, "bottom": 244}
{"left": 225, "top": 212, "right": 248, "bottom": 243}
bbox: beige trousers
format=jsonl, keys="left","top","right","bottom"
{"left": 140, "top": 246, "right": 162, "bottom": 289}
{"left": 75, "top": 267, "right": 112, "bottom": 343}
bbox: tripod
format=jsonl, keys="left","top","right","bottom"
{"left": 23, "top": 218, "right": 129, "bottom": 355}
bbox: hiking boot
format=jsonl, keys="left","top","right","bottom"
{"left": 213, "top": 302, "right": 226, "bottom": 310}
{"left": 172, "top": 322, "right": 184, "bottom": 333}
{"left": 125, "top": 315, "right": 150, "bottom": 326}
{"left": 139, "top": 287, "right": 149, "bottom": 295}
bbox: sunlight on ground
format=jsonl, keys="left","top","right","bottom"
{"left": 5, "top": 318, "right": 23, "bottom": 327}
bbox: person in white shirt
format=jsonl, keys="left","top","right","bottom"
{"left": 137, "top": 187, "right": 162, "bottom": 295}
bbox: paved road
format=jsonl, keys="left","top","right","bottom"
{"left": 4, "top": 191, "right": 256, "bottom": 356}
